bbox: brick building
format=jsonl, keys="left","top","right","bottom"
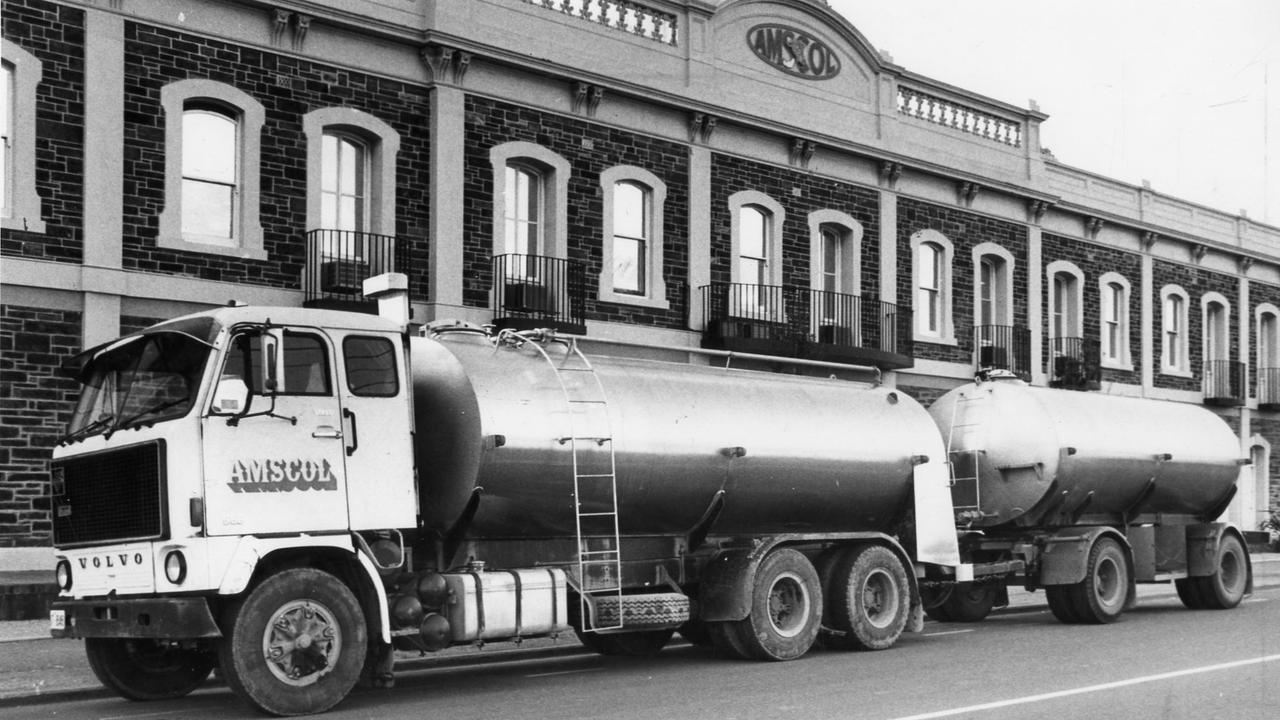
{"left": 3, "top": 0, "right": 1278, "bottom": 565}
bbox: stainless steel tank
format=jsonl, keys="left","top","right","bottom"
{"left": 410, "top": 331, "right": 944, "bottom": 539}
{"left": 929, "top": 377, "right": 1242, "bottom": 528}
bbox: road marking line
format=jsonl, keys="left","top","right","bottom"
{"left": 923, "top": 629, "right": 975, "bottom": 637}
{"left": 886, "top": 654, "right": 1280, "bottom": 720}
{"left": 526, "top": 667, "right": 605, "bottom": 678}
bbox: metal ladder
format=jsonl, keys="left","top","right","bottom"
{"left": 946, "top": 390, "right": 990, "bottom": 517}
{"left": 500, "top": 329, "right": 623, "bottom": 631}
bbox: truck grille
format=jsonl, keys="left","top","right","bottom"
{"left": 52, "top": 441, "right": 167, "bottom": 547}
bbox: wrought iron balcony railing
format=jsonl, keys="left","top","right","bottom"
{"left": 491, "top": 253, "right": 587, "bottom": 335}
{"left": 1203, "top": 359, "right": 1245, "bottom": 406}
{"left": 304, "top": 229, "right": 409, "bottom": 308}
{"left": 973, "top": 324, "right": 1031, "bottom": 379}
{"left": 700, "top": 283, "right": 912, "bottom": 368}
{"left": 1048, "top": 336, "right": 1101, "bottom": 390}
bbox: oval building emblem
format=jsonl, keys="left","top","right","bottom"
{"left": 747, "top": 24, "right": 841, "bottom": 80}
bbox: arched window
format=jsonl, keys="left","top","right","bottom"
{"left": 1, "top": 41, "right": 46, "bottom": 233}
{"left": 1160, "top": 285, "right": 1190, "bottom": 375}
{"left": 972, "top": 244, "right": 1014, "bottom": 328}
{"left": 738, "top": 204, "right": 769, "bottom": 287}
{"left": 181, "top": 106, "right": 238, "bottom": 240}
{"left": 599, "top": 166, "right": 668, "bottom": 308}
{"left": 321, "top": 132, "right": 367, "bottom": 233}
{"left": 1099, "top": 273, "right": 1132, "bottom": 368}
{"left": 1046, "top": 261, "right": 1085, "bottom": 373}
{"left": 1257, "top": 306, "right": 1280, "bottom": 405}
{"left": 911, "top": 230, "right": 953, "bottom": 343}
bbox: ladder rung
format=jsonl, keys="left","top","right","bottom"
{"left": 560, "top": 437, "right": 612, "bottom": 443}
{"left": 579, "top": 511, "right": 617, "bottom": 518}
{"left": 576, "top": 473, "right": 616, "bottom": 479}
{"left": 580, "top": 550, "right": 619, "bottom": 557}
{"left": 569, "top": 399, "right": 608, "bottom": 405}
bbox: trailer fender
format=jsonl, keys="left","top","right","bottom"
{"left": 698, "top": 534, "right": 919, "bottom": 623}
{"left": 1039, "top": 526, "right": 1132, "bottom": 586}
{"left": 1186, "top": 523, "right": 1253, "bottom": 593}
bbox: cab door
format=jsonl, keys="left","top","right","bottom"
{"left": 332, "top": 331, "right": 416, "bottom": 530}
{"left": 202, "top": 328, "right": 349, "bottom": 535}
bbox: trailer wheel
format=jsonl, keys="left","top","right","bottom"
{"left": 1195, "top": 533, "right": 1249, "bottom": 610}
{"left": 826, "top": 545, "right": 910, "bottom": 650}
{"left": 736, "top": 548, "right": 822, "bottom": 661}
{"left": 218, "top": 568, "right": 366, "bottom": 716}
{"left": 1068, "top": 537, "right": 1129, "bottom": 624}
{"left": 85, "top": 638, "right": 215, "bottom": 700}
{"left": 921, "top": 586, "right": 953, "bottom": 622}
{"left": 1175, "top": 577, "right": 1205, "bottom": 609}
{"left": 938, "top": 582, "right": 997, "bottom": 623}
{"left": 576, "top": 628, "right": 674, "bottom": 657}
{"left": 1045, "top": 586, "right": 1080, "bottom": 623}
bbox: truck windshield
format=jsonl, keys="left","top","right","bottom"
{"left": 62, "top": 332, "right": 212, "bottom": 443}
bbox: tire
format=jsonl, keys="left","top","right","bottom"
{"left": 920, "top": 586, "right": 953, "bottom": 623}
{"left": 1195, "top": 533, "right": 1249, "bottom": 610}
{"left": 1175, "top": 577, "right": 1205, "bottom": 609}
{"left": 737, "top": 548, "right": 822, "bottom": 661}
{"left": 1045, "top": 585, "right": 1080, "bottom": 624}
{"left": 85, "top": 637, "right": 215, "bottom": 701}
{"left": 575, "top": 628, "right": 674, "bottom": 656}
{"left": 218, "top": 568, "right": 367, "bottom": 716}
{"left": 826, "top": 545, "right": 910, "bottom": 651}
{"left": 708, "top": 620, "right": 755, "bottom": 660}
{"left": 938, "top": 582, "right": 997, "bottom": 623}
{"left": 1067, "top": 537, "right": 1129, "bottom": 624}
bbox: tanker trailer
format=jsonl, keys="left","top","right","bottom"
{"left": 926, "top": 372, "right": 1252, "bottom": 625}
{"left": 410, "top": 325, "right": 965, "bottom": 660}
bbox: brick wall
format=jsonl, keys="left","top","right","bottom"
{"left": 707, "top": 154, "right": 881, "bottom": 298}
{"left": 0, "top": 305, "right": 82, "bottom": 547}
{"left": 121, "top": 22, "right": 431, "bottom": 300}
{"left": 1042, "top": 233, "right": 1142, "bottom": 385}
{"left": 1151, "top": 260, "right": 1238, "bottom": 392}
{"left": 461, "top": 95, "right": 690, "bottom": 329}
{"left": 897, "top": 198, "right": 1029, "bottom": 364}
{"left": 0, "top": 0, "right": 85, "bottom": 263}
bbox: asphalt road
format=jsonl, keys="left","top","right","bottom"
{"left": 4, "top": 584, "right": 1276, "bottom": 720}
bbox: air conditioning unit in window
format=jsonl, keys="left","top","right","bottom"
{"left": 320, "top": 260, "right": 369, "bottom": 294}
{"left": 502, "top": 282, "right": 552, "bottom": 313}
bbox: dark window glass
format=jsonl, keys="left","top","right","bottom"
{"left": 343, "top": 336, "right": 398, "bottom": 397}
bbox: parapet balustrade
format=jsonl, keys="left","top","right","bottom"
{"left": 897, "top": 86, "right": 1023, "bottom": 147}
{"left": 523, "top": 0, "right": 678, "bottom": 45}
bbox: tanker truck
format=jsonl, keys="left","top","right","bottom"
{"left": 44, "top": 274, "right": 1250, "bottom": 715}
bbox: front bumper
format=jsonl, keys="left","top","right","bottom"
{"left": 50, "top": 597, "right": 221, "bottom": 639}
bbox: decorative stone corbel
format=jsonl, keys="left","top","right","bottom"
{"left": 1238, "top": 255, "right": 1255, "bottom": 275}
{"left": 1084, "top": 217, "right": 1104, "bottom": 240}
{"left": 271, "top": 9, "right": 290, "bottom": 46}
{"left": 957, "top": 181, "right": 981, "bottom": 208}
{"left": 292, "top": 14, "right": 311, "bottom": 51}
{"left": 421, "top": 44, "right": 470, "bottom": 86}
{"left": 1191, "top": 244, "right": 1208, "bottom": 264}
{"left": 573, "top": 82, "right": 590, "bottom": 115}
{"left": 1027, "top": 199, "right": 1050, "bottom": 224}
{"left": 688, "top": 112, "right": 716, "bottom": 144}
{"left": 1140, "top": 231, "right": 1158, "bottom": 251}
{"left": 879, "top": 161, "right": 902, "bottom": 189}
{"left": 588, "top": 86, "right": 604, "bottom": 117}
{"left": 788, "top": 139, "right": 817, "bottom": 169}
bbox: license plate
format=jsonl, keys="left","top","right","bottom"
{"left": 49, "top": 609, "right": 66, "bottom": 631}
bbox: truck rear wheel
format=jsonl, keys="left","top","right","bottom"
{"left": 1067, "top": 537, "right": 1129, "bottom": 624}
{"left": 85, "top": 637, "right": 214, "bottom": 700}
{"left": 219, "top": 568, "right": 366, "bottom": 716}
{"left": 1045, "top": 586, "right": 1081, "bottom": 623}
{"left": 1175, "top": 578, "right": 1205, "bottom": 609}
{"left": 737, "top": 548, "right": 822, "bottom": 661}
{"left": 938, "top": 582, "right": 997, "bottom": 622}
{"left": 824, "top": 545, "right": 909, "bottom": 650}
{"left": 1195, "top": 533, "right": 1248, "bottom": 609}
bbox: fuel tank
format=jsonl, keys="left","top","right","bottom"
{"left": 410, "top": 331, "right": 943, "bottom": 539}
{"left": 929, "top": 377, "right": 1242, "bottom": 528}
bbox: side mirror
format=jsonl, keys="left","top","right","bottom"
{"left": 262, "top": 332, "right": 280, "bottom": 394}
{"left": 211, "top": 376, "right": 250, "bottom": 415}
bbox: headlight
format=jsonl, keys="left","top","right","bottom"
{"left": 55, "top": 559, "right": 72, "bottom": 591}
{"left": 164, "top": 551, "right": 187, "bottom": 585}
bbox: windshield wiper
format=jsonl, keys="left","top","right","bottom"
{"left": 115, "top": 398, "right": 191, "bottom": 431}
{"left": 56, "top": 414, "right": 117, "bottom": 446}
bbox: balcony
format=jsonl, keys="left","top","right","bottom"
{"left": 1203, "top": 360, "right": 1245, "bottom": 406}
{"left": 491, "top": 254, "right": 587, "bottom": 335}
{"left": 973, "top": 325, "right": 1031, "bottom": 379}
{"left": 699, "top": 283, "right": 913, "bottom": 369}
{"left": 1259, "top": 367, "right": 1280, "bottom": 410}
{"left": 304, "top": 230, "right": 409, "bottom": 312}
{"left": 1048, "top": 337, "right": 1101, "bottom": 391}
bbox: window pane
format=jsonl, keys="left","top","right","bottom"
{"left": 1, "top": 62, "right": 11, "bottom": 216}
{"left": 183, "top": 110, "right": 236, "bottom": 182}
{"left": 322, "top": 134, "right": 338, "bottom": 194}
{"left": 181, "top": 178, "right": 234, "bottom": 240}
{"left": 613, "top": 236, "right": 643, "bottom": 294}
{"left": 740, "top": 206, "right": 766, "bottom": 259}
{"left": 282, "top": 333, "right": 331, "bottom": 396}
{"left": 344, "top": 336, "right": 398, "bottom": 397}
{"left": 614, "top": 181, "right": 647, "bottom": 239}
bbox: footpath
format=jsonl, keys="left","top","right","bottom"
{"left": 1, "top": 553, "right": 1277, "bottom": 707}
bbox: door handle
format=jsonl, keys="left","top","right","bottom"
{"left": 312, "top": 426, "right": 343, "bottom": 439}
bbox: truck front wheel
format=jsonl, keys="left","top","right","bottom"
{"left": 219, "top": 568, "right": 367, "bottom": 716}
{"left": 85, "top": 637, "right": 214, "bottom": 700}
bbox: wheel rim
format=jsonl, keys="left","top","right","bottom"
{"left": 861, "top": 568, "right": 901, "bottom": 629}
{"left": 767, "top": 571, "right": 811, "bottom": 638}
{"left": 262, "top": 599, "right": 342, "bottom": 687}
{"left": 1094, "top": 555, "right": 1123, "bottom": 609}
{"left": 1219, "top": 543, "right": 1244, "bottom": 594}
